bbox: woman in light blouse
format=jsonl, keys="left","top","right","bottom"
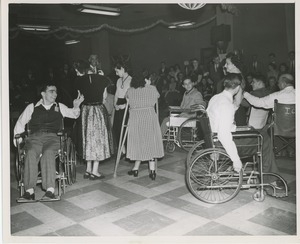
{"left": 113, "top": 62, "right": 132, "bottom": 153}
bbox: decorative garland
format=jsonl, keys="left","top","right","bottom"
{"left": 9, "top": 15, "right": 217, "bottom": 40}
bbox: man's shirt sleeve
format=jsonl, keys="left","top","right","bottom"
{"left": 217, "top": 104, "right": 241, "bottom": 164}
{"left": 59, "top": 103, "right": 80, "bottom": 119}
{"left": 244, "top": 92, "right": 275, "bottom": 109}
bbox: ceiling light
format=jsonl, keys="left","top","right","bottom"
{"left": 79, "top": 4, "right": 120, "bottom": 16}
{"left": 168, "top": 21, "right": 195, "bottom": 29}
{"left": 65, "top": 40, "right": 80, "bottom": 45}
{"left": 178, "top": 3, "right": 206, "bottom": 10}
{"left": 18, "top": 24, "right": 50, "bottom": 31}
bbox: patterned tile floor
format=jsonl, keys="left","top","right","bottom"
{"left": 7, "top": 147, "right": 297, "bottom": 242}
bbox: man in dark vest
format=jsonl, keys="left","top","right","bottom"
{"left": 14, "top": 83, "right": 84, "bottom": 202}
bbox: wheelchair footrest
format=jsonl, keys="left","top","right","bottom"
{"left": 16, "top": 198, "right": 38, "bottom": 203}
{"left": 39, "top": 195, "right": 61, "bottom": 202}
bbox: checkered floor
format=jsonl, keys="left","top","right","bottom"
{"left": 9, "top": 148, "right": 296, "bottom": 238}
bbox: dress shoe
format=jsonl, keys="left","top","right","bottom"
{"left": 20, "top": 191, "right": 35, "bottom": 200}
{"left": 83, "top": 171, "right": 91, "bottom": 179}
{"left": 128, "top": 170, "right": 138, "bottom": 177}
{"left": 42, "top": 191, "right": 56, "bottom": 199}
{"left": 149, "top": 170, "right": 156, "bottom": 180}
{"left": 90, "top": 174, "right": 105, "bottom": 180}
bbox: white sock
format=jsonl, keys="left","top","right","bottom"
{"left": 26, "top": 188, "right": 34, "bottom": 194}
{"left": 47, "top": 187, "right": 55, "bottom": 193}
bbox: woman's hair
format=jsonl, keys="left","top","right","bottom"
{"left": 106, "top": 84, "right": 116, "bottom": 95}
{"left": 131, "top": 74, "right": 146, "bottom": 89}
{"left": 226, "top": 52, "right": 243, "bottom": 72}
{"left": 73, "top": 60, "right": 89, "bottom": 74}
{"left": 114, "top": 61, "right": 129, "bottom": 72}
{"left": 223, "top": 73, "right": 243, "bottom": 89}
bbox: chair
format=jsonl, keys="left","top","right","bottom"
{"left": 14, "top": 119, "right": 77, "bottom": 203}
{"left": 271, "top": 99, "right": 295, "bottom": 156}
{"left": 186, "top": 109, "right": 288, "bottom": 204}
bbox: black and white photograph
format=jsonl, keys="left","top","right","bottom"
{"left": 1, "top": 0, "right": 298, "bottom": 243}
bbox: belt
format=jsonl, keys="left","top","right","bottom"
{"left": 30, "top": 129, "right": 57, "bottom": 134}
{"left": 84, "top": 102, "right": 102, "bottom": 106}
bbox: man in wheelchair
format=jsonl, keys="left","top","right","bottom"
{"left": 206, "top": 73, "right": 283, "bottom": 188}
{"left": 13, "top": 83, "right": 84, "bottom": 202}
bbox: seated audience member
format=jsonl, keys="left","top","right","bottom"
{"left": 196, "top": 72, "right": 214, "bottom": 101}
{"left": 14, "top": 83, "right": 84, "bottom": 201}
{"left": 160, "top": 77, "right": 206, "bottom": 136}
{"left": 164, "top": 77, "right": 182, "bottom": 106}
{"left": 241, "top": 74, "right": 271, "bottom": 129}
{"left": 189, "top": 58, "right": 203, "bottom": 85}
{"left": 245, "top": 73, "right": 254, "bottom": 92}
{"left": 267, "top": 76, "right": 279, "bottom": 93}
{"left": 158, "top": 61, "right": 169, "bottom": 78}
{"left": 278, "top": 62, "right": 288, "bottom": 77}
{"left": 207, "top": 73, "right": 281, "bottom": 187}
{"left": 267, "top": 62, "right": 279, "bottom": 80}
{"left": 208, "top": 54, "right": 224, "bottom": 92}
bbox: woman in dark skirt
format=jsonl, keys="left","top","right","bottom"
{"left": 113, "top": 61, "right": 132, "bottom": 153}
{"left": 74, "top": 61, "right": 114, "bottom": 180}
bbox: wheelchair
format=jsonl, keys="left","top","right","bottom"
{"left": 14, "top": 122, "right": 77, "bottom": 203}
{"left": 162, "top": 105, "right": 206, "bottom": 152}
{"left": 185, "top": 109, "right": 288, "bottom": 204}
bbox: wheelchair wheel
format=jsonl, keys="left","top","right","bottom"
{"left": 68, "top": 138, "right": 77, "bottom": 184}
{"left": 165, "top": 141, "right": 176, "bottom": 152}
{"left": 178, "top": 118, "right": 202, "bottom": 152}
{"left": 186, "top": 148, "right": 243, "bottom": 204}
{"left": 63, "top": 138, "right": 71, "bottom": 185}
{"left": 15, "top": 149, "right": 23, "bottom": 182}
{"left": 186, "top": 140, "right": 205, "bottom": 166}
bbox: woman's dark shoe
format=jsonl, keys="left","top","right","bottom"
{"left": 83, "top": 172, "right": 91, "bottom": 179}
{"left": 128, "top": 170, "right": 138, "bottom": 177}
{"left": 90, "top": 174, "right": 105, "bottom": 180}
{"left": 149, "top": 170, "right": 156, "bottom": 181}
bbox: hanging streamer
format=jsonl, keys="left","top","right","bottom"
{"left": 9, "top": 15, "right": 216, "bottom": 39}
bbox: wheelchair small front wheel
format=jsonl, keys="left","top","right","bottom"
{"left": 253, "top": 189, "right": 266, "bottom": 202}
{"left": 186, "top": 148, "right": 243, "bottom": 204}
{"left": 166, "top": 142, "right": 176, "bottom": 152}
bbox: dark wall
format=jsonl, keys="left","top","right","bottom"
{"left": 108, "top": 21, "right": 216, "bottom": 75}
{"left": 233, "top": 3, "right": 294, "bottom": 66}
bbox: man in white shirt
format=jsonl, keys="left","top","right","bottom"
{"left": 241, "top": 74, "right": 271, "bottom": 129}
{"left": 243, "top": 73, "right": 295, "bottom": 108}
{"left": 207, "top": 73, "right": 281, "bottom": 185}
{"left": 207, "top": 73, "right": 244, "bottom": 172}
{"left": 243, "top": 73, "right": 295, "bottom": 160}
{"left": 14, "top": 84, "right": 84, "bottom": 202}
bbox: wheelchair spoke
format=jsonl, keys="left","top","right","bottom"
{"left": 186, "top": 149, "right": 243, "bottom": 204}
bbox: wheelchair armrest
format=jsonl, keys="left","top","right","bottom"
{"left": 232, "top": 130, "right": 261, "bottom": 138}
{"left": 15, "top": 131, "right": 28, "bottom": 139}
